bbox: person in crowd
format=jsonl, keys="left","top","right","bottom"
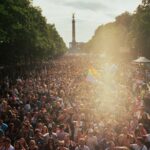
{"left": 139, "top": 113, "right": 150, "bottom": 133}
{"left": 105, "top": 141, "right": 115, "bottom": 150}
{"left": 86, "top": 129, "right": 98, "bottom": 150}
{"left": 0, "top": 118, "right": 8, "bottom": 135}
{"left": 19, "top": 138, "right": 29, "bottom": 150}
{"left": 64, "top": 134, "right": 76, "bottom": 150}
{"left": 0, "top": 137, "right": 5, "bottom": 150}
{"left": 28, "top": 140, "right": 38, "bottom": 150}
{"left": 130, "top": 137, "right": 148, "bottom": 150}
{"left": 44, "top": 137, "right": 56, "bottom": 150}
{"left": 2, "top": 137, "right": 14, "bottom": 150}
{"left": 0, "top": 55, "right": 150, "bottom": 150}
{"left": 34, "top": 129, "right": 44, "bottom": 150}
{"left": 75, "top": 138, "right": 89, "bottom": 150}
{"left": 57, "top": 124, "right": 67, "bottom": 141}
{"left": 56, "top": 140, "right": 69, "bottom": 150}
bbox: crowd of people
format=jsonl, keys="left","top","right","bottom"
{"left": 0, "top": 54, "right": 150, "bottom": 150}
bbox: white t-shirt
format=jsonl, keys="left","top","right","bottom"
{"left": 130, "top": 144, "right": 147, "bottom": 150}
{"left": 75, "top": 145, "right": 90, "bottom": 150}
{"left": 2, "top": 145, "right": 14, "bottom": 150}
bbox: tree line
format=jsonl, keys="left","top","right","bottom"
{"left": 0, "top": 0, "right": 68, "bottom": 66}
{"left": 83, "top": 0, "right": 150, "bottom": 59}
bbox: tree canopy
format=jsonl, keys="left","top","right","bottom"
{"left": 83, "top": 0, "right": 150, "bottom": 59}
{"left": 0, "top": 0, "right": 67, "bottom": 65}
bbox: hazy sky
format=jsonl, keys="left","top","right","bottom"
{"left": 33, "top": 0, "right": 142, "bottom": 46}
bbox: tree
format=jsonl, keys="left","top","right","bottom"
{"left": 130, "top": 1, "right": 150, "bottom": 57}
{"left": 83, "top": 0, "right": 150, "bottom": 59}
{"left": 83, "top": 12, "right": 132, "bottom": 59}
{"left": 0, "top": 0, "right": 67, "bottom": 65}
{"left": 142, "top": 0, "right": 150, "bottom": 6}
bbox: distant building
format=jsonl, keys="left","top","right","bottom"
{"left": 69, "top": 14, "right": 85, "bottom": 52}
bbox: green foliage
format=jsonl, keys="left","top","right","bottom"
{"left": 83, "top": 1, "right": 150, "bottom": 59}
{"left": 0, "top": 0, "right": 67, "bottom": 65}
{"left": 83, "top": 12, "right": 133, "bottom": 57}
{"left": 142, "top": 0, "right": 150, "bottom": 6}
{"left": 131, "top": 2, "right": 150, "bottom": 57}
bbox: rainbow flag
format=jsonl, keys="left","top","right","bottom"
{"left": 86, "top": 67, "right": 98, "bottom": 83}
{"left": 90, "top": 66, "right": 98, "bottom": 76}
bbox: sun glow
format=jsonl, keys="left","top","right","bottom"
{"left": 85, "top": 55, "right": 131, "bottom": 121}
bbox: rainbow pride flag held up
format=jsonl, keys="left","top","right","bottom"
{"left": 86, "top": 67, "right": 99, "bottom": 83}
{"left": 90, "top": 66, "right": 98, "bottom": 76}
